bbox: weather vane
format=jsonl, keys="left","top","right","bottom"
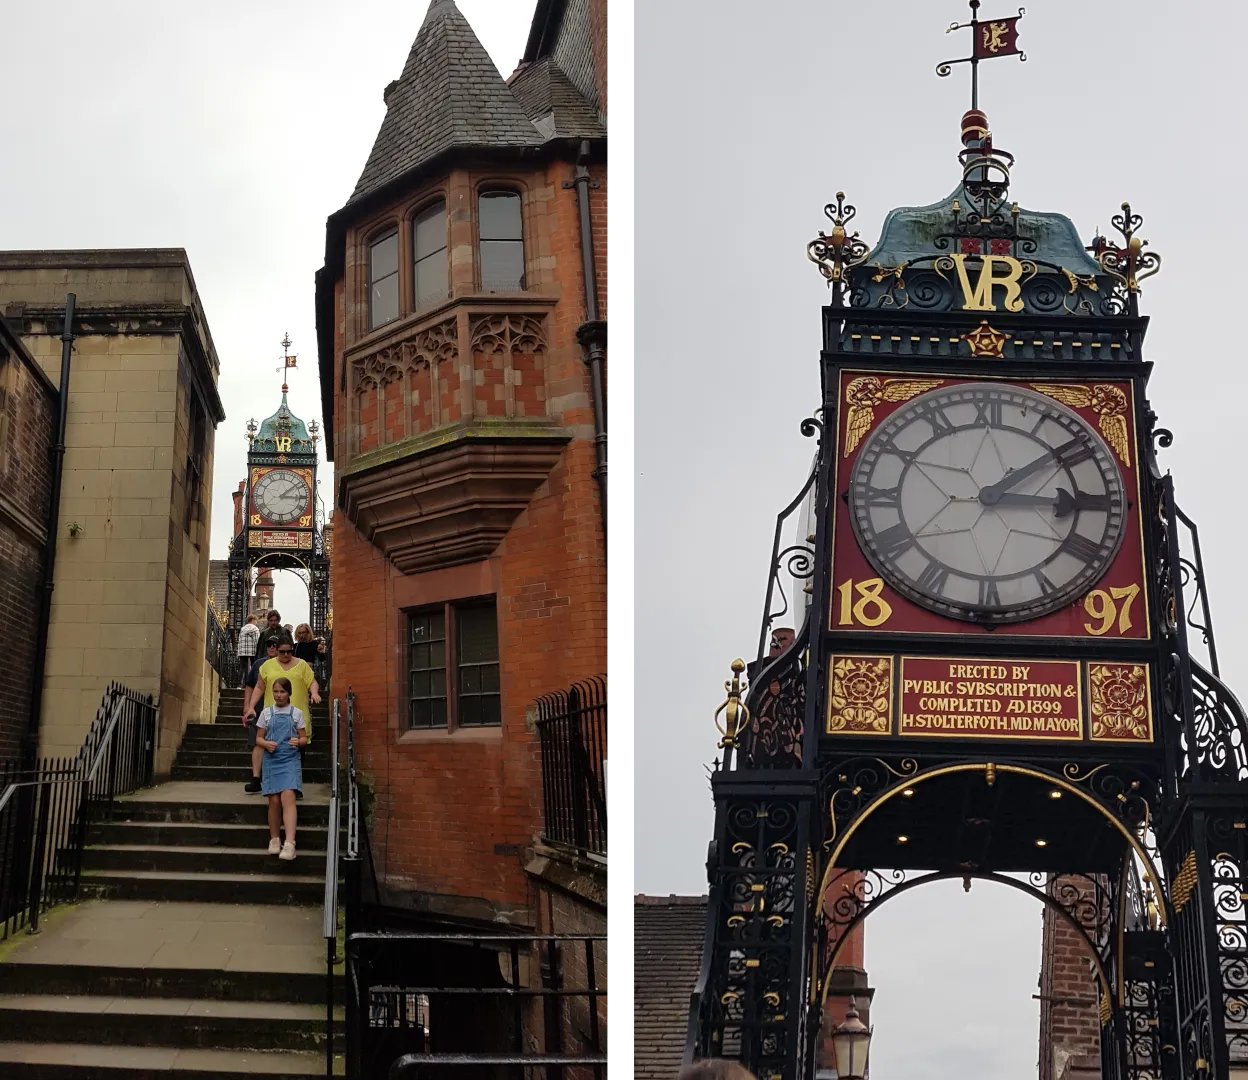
{"left": 277, "top": 332, "right": 298, "bottom": 393}
{"left": 937, "top": 1, "right": 1026, "bottom": 110}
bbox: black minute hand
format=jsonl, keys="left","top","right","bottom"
{"left": 978, "top": 447, "right": 1058, "bottom": 505}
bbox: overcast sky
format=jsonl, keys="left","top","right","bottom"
{"left": 0, "top": 0, "right": 531, "bottom": 625}
{"left": 637, "top": 1, "right": 1243, "bottom": 1075}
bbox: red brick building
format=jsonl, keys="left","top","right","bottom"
{"left": 316, "top": 0, "right": 606, "bottom": 1011}
{"left": 0, "top": 316, "right": 56, "bottom": 766}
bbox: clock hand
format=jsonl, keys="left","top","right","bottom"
{"left": 977, "top": 452, "right": 1055, "bottom": 504}
{"left": 991, "top": 488, "right": 1108, "bottom": 519}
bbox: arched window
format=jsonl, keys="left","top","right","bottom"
{"left": 478, "top": 191, "right": 524, "bottom": 292}
{"left": 413, "top": 200, "right": 448, "bottom": 310}
{"left": 368, "top": 230, "right": 399, "bottom": 329}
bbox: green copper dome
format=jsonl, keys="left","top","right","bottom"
{"left": 252, "top": 391, "right": 313, "bottom": 454}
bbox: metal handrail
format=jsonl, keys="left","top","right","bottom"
{"left": 323, "top": 698, "right": 342, "bottom": 1078}
{"left": 0, "top": 686, "right": 128, "bottom": 822}
{"left": 1, "top": 684, "right": 154, "bottom": 939}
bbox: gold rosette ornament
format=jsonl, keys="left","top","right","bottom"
{"left": 828, "top": 656, "right": 892, "bottom": 734}
{"left": 1030, "top": 383, "right": 1132, "bottom": 467}
{"left": 843, "top": 377, "right": 943, "bottom": 457}
{"left": 1089, "top": 663, "right": 1150, "bottom": 741}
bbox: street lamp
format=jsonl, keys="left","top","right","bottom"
{"left": 830, "top": 996, "right": 872, "bottom": 1080}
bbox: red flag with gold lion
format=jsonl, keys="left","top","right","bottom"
{"left": 973, "top": 16, "right": 1021, "bottom": 59}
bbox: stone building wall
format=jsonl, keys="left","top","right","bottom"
{"left": 0, "top": 323, "right": 56, "bottom": 765}
{"left": 0, "top": 251, "right": 223, "bottom": 766}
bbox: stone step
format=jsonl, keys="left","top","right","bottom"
{"left": 0, "top": 996, "right": 343, "bottom": 1053}
{"left": 87, "top": 821, "right": 335, "bottom": 850}
{"left": 0, "top": 964, "right": 339, "bottom": 1006}
{"left": 79, "top": 869, "right": 327, "bottom": 906}
{"left": 182, "top": 724, "right": 331, "bottom": 739}
{"left": 170, "top": 765, "right": 333, "bottom": 784}
{"left": 109, "top": 800, "right": 333, "bottom": 828}
{"left": 82, "top": 845, "right": 329, "bottom": 876}
{"left": 174, "top": 750, "right": 333, "bottom": 769}
{"left": 0, "top": 1042, "right": 342, "bottom": 1077}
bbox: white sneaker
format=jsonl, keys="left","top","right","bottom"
{"left": 268, "top": 838, "right": 281, "bottom": 855}
{"left": 279, "top": 841, "right": 296, "bottom": 861}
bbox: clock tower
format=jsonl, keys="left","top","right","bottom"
{"left": 686, "top": 87, "right": 1248, "bottom": 1080}
{"left": 226, "top": 341, "right": 329, "bottom": 638}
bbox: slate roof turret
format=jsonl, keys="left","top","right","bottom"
{"left": 349, "top": 0, "right": 541, "bottom": 205}
{"left": 508, "top": 57, "right": 605, "bottom": 141}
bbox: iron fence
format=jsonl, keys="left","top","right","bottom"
{"left": 0, "top": 683, "right": 155, "bottom": 939}
{"left": 347, "top": 931, "right": 606, "bottom": 1080}
{"left": 205, "top": 601, "right": 237, "bottom": 688}
{"left": 535, "top": 677, "right": 607, "bottom": 858}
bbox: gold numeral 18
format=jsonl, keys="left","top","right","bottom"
{"left": 836, "top": 577, "right": 894, "bottom": 628}
{"left": 1083, "top": 583, "right": 1141, "bottom": 636}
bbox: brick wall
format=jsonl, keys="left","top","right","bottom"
{"left": 1038, "top": 875, "right": 1102, "bottom": 1080}
{"left": 328, "top": 156, "right": 606, "bottom": 925}
{"left": 0, "top": 337, "right": 55, "bottom": 764}
{"left": 543, "top": 886, "right": 607, "bottom": 1057}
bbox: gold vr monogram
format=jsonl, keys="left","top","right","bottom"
{"left": 950, "top": 253, "right": 1024, "bottom": 312}
{"left": 275, "top": 436, "right": 293, "bottom": 452}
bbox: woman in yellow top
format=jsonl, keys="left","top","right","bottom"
{"left": 245, "top": 641, "right": 320, "bottom": 742}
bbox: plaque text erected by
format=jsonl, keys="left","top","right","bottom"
{"left": 899, "top": 657, "right": 1082, "bottom": 740}
{"left": 248, "top": 529, "right": 313, "bottom": 550}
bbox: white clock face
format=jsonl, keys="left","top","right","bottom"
{"left": 848, "top": 382, "right": 1127, "bottom": 624}
{"left": 253, "top": 469, "right": 309, "bottom": 526}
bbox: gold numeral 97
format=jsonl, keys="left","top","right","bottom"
{"left": 1084, "top": 584, "right": 1141, "bottom": 636}
{"left": 836, "top": 577, "right": 893, "bottom": 628}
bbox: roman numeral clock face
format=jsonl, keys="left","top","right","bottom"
{"left": 848, "top": 383, "right": 1126, "bottom": 624}
{"left": 253, "top": 469, "right": 310, "bottom": 526}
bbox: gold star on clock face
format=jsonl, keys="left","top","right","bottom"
{"left": 963, "top": 320, "right": 1007, "bottom": 358}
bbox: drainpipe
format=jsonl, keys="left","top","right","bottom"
{"left": 25, "top": 293, "right": 75, "bottom": 766}
{"left": 567, "top": 140, "right": 607, "bottom": 539}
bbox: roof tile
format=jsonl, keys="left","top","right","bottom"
{"left": 635, "top": 895, "right": 708, "bottom": 1080}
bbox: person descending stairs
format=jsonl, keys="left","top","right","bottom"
{"left": 0, "top": 685, "right": 344, "bottom": 1077}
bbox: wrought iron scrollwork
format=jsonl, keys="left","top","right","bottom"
{"left": 756, "top": 418, "right": 822, "bottom": 663}
{"left": 1186, "top": 662, "right": 1248, "bottom": 783}
{"left": 741, "top": 632, "right": 807, "bottom": 771}
{"left": 693, "top": 793, "right": 813, "bottom": 1079}
{"left": 807, "top": 193, "right": 870, "bottom": 294}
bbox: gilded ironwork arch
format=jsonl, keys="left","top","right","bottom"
{"left": 817, "top": 762, "right": 1171, "bottom": 931}
{"left": 815, "top": 868, "right": 1116, "bottom": 1011}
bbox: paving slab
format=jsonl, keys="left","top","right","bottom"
{"left": 0, "top": 1041, "right": 338, "bottom": 1072}
{"left": 0, "top": 901, "right": 327, "bottom": 974}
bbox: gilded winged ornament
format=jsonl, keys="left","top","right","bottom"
{"left": 843, "top": 377, "right": 943, "bottom": 457}
{"left": 1030, "top": 383, "right": 1131, "bottom": 467}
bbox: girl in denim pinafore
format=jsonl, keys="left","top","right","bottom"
{"left": 258, "top": 677, "right": 306, "bottom": 860}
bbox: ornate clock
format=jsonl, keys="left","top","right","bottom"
{"left": 847, "top": 381, "right": 1126, "bottom": 624}
{"left": 252, "top": 468, "right": 311, "bottom": 526}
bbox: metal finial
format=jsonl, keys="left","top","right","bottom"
{"left": 713, "top": 659, "right": 750, "bottom": 754}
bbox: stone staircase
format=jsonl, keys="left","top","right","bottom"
{"left": 0, "top": 684, "right": 344, "bottom": 1077}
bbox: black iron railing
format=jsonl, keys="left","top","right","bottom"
{"left": 323, "top": 696, "right": 342, "bottom": 1078}
{"left": 536, "top": 676, "right": 607, "bottom": 858}
{"left": 0, "top": 682, "right": 155, "bottom": 939}
{"left": 347, "top": 931, "right": 606, "bottom": 1080}
{"left": 205, "top": 601, "right": 237, "bottom": 688}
